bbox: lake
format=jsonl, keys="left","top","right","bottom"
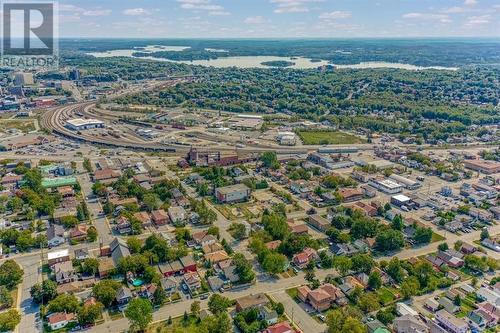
{"left": 86, "top": 45, "right": 458, "bottom": 71}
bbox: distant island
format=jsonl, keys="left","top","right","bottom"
{"left": 260, "top": 60, "right": 295, "bottom": 68}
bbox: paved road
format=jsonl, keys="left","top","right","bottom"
{"left": 273, "top": 291, "right": 327, "bottom": 333}
{"left": 16, "top": 253, "right": 42, "bottom": 333}
{"left": 77, "top": 173, "right": 113, "bottom": 244}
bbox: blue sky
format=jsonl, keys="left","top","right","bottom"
{"left": 58, "top": 0, "right": 500, "bottom": 38}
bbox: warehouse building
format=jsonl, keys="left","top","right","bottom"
{"left": 389, "top": 174, "right": 421, "bottom": 190}
{"left": 463, "top": 160, "right": 500, "bottom": 175}
{"left": 66, "top": 118, "right": 105, "bottom": 131}
{"left": 368, "top": 178, "right": 403, "bottom": 194}
{"left": 215, "top": 184, "right": 251, "bottom": 203}
{"left": 391, "top": 194, "right": 415, "bottom": 209}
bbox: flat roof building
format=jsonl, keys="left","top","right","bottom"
{"left": 463, "top": 160, "right": 500, "bottom": 175}
{"left": 369, "top": 178, "right": 403, "bottom": 194}
{"left": 66, "top": 118, "right": 105, "bottom": 131}
{"left": 389, "top": 174, "right": 421, "bottom": 190}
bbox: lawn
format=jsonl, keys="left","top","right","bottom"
{"left": 286, "top": 287, "right": 298, "bottom": 300}
{"left": 296, "top": 130, "right": 366, "bottom": 145}
{"left": 147, "top": 315, "right": 199, "bottom": 333}
{"left": 431, "top": 232, "right": 446, "bottom": 243}
{"left": 377, "top": 287, "right": 398, "bottom": 305}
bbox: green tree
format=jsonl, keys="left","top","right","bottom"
{"left": 125, "top": 298, "right": 153, "bottom": 332}
{"left": 0, "top": 286, "right": 13, "bottom": 308}
{"left": 208, "top": 294, "right": 232, "bottom": 315}
{"left": 438, "top": 243, "right": 449, "bottom": 251}
{"left": 30, "top": 280, "right": 57, "bottom": 304}
{"left": 82, "top": 258, "right": 99, "bottom": 276}
{"left": 127, "top": 237, "right": 142, "bottom": 254}
{"left": 391, "top": 215, "right": 404, "bottom": 231}
{"left": 351, "top": 254, "right": 375, "bottom": 273}
{"left": 233, "top": 253, "right": 256, "bottom": 283}
{"left": 358, "top": 293, "right": 381, "bottom": 313}
{"left": 142, "top": 193, "right": 160, "bottom": 212}
{"left": 83, "top": 158, "right": 93, "bottom": 173}
{"left": 262, "top": 252, "right": 288, "bottom": 275}
{"left": 191, "top": 300, "right": 201, "bottom": 317}
{"left": 92, "top": 280, "right": 121, "bottom": 308}
{"left": 333, "top": 256, "right": 352, "bottom": 276}
{"left": 228, "top": 223, "right": 247, "bottom": 240}
{"left": 87, "top": 226, "right": 98, "bottom": 242}
{"left": 375, "top": 229, "right": 405, "bottom": 252}
{"left": 78, "top": 302, "right": 104, "bottom": 325}
{"left": 0, "top": 309, "right": 21, "bottom": 332}
{"left": 401, "top": 276, "right": 420, "bottom": 299}
{"left": 260, "top": 151, "right": 279, "bottom": 169}
{"left": 368, "top": 271, "right": 382, "bottom": 290}
{"left": 0, "top": 260, "right": 23, "bottom": 289}
{"left": 48, "top": 294, "right": 80, "bottom": 314}
{"left": 480, "top": 228, "right": 490, "bottom": 241}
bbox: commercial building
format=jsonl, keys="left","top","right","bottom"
{"left": 13, "top": 72, "right": 34, "bottom": 86}
{"left": 463, "top": 159, "right": 500, "bottom": 175}
{"left": 215, "top": 184, "right": 251, "bottom": 203}
{"left": 391, "top": 194, "right": 413, "bottom": 208}
{"left": 277, "top": 132, "right": 297, "bottom": 146}
{"left": 66, "top": 118, "right": 105, "bottom": 131}
{"left": 369, "top": 178, "right": 403, "bottom": 194}
{"left": 389, "top": 174, "right": 421, "bottom": 190}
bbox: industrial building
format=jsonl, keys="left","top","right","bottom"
{"left": 215, "top": 184, "right": 251, "bottom": 203}
{"left": 463, "top": 159, "right": 500, "bottom": 175}
{"left": 13, "top": 72, "right": 34, "bottom": 86}
{"left": 389, "top": 174, "right": 421, "bottom": 190}
{"left": 277, "top": 132, "right": 297, "bottom": 146}
{"left": 368, "top": 178, "right": 403, "bottom": 194}
{"left": 391, "top": 194, "right": 414, "bottom": 209}
{"left": 66, "top": 118, "right": 105, "bottom": 131}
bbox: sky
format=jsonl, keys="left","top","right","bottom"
{"left": 57, "top": 0, "right": 500, "bottom": 38}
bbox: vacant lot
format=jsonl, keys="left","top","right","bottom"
{"left": 0, "top": 119, "right": 36, "bottom": 133}
{"left": 296, "top": 130, "right": 365, "bottom": 145}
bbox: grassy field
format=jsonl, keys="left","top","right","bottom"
{"left": 286, "top": 287, "right": 298, "bottom": 300}
{"left": 296, "top": 130, "right": 366, "bottom": 145}
{"left": 147, "top": 316, "right": 199, "bottom": 333}
{"left": 0, "top": 119, "right": 36, "bottom": 133}
{"left": 431, "top": 232, "right": 446, "bottom": 243}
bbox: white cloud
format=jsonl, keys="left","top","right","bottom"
{"left": 209, "top": 11, "right": 230, "bottom": 16}
{"left": 441, "top": 6, "right": 467, "bottom": 14}
{"left": 319, "top": 11, "right": 352, "bottom": 20}
{"left": 271, "top": 0, "right": 325, "bottom": 14}
{"left": 122, "top": 8, "right": 151, "bottom": 16}
{"left": 402, "top": 12, "right": 451, "bottom": 23}
{"left": 83, "top": 9, "right": 111, "bottom": 17}
{"left": 464, "top": 0, "right": 477, "bottom": 6}
{"left": 465, "top": 14, "right": 490, "bottom": 25}
{"left": 244, "top": 16, "right": 267, "bottom": 24}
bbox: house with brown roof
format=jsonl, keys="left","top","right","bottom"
{"left": 93, "top": 168, "right": 121, "bottom": 182}
{"left": 202, "top": 242, "right": 224, "bottom": 254}
{"left": 69, "top": 224, "right": 88, "bottom": 241}
{"left": 205, "top": 250, "right": 230, "bottom": 264}
{"left": 151, "top": 209, "right": 169, "bottom": 226}
{"left": 292, "top": 247, "right": 319, "bottom": 269}
{"left": 133, "top": 211, "right": 151, "bottom": 226}
{"left": 235, "top": 293, "right": 270, "bottom": 312}
{"left": 307, "top": 215, "right": 330, "bottom": 232}
{"left": 297, "top": 284, "right": 345, "bottom": 311}
{"left": 338, "top": 188, "right": 364, "bottom": 202}
{"left": 48, "top": 312, "right": 76, "bottom": 330}
{"left": 287, "top": 221, "right": 309, "bottom": 235}
{"left": 57, "top": 186, "right": 75, "bottom": 198}
{"left": 351, "top": 201, "right": 378, "bottom": 217}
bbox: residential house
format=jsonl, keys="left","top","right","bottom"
{"left": 235, "top": 293, "right": 270, "bottom": 312}
{"left": 183, "top": 272, "right": 201, "bottom": 293}
{"left": 292, "top": 247, "right": 319, "bottom": 269}
{"left": 47, "top": 312, "right": 77, "bottom": 331}
{"left": 393, "top": 315, "right": 429, "bottom": 333}
{"left": 69, "top": 224, "right": 88, "bottom": 242}
{"left": 151, "top": 209, "right": 169, "bottom": 226}
{"left": 260, "top": 306, "right": 278, "bottom": 325}
{"left": 205, "top": 250, "right": 230, "bottom": 264}
{"left": 133, "top": 211, "right": 151, "bottom": 227}
{"left": 115, "top": 216, "right": 132, "bottom": 235}
{"left": 160, "top": 277, "right": 177, "bottom": 295}
{"left": 168, "top": 206, "right": 186, "bottom": 226}
{"left": 74, "top": 248, "right": 90, "bottom": 261}
{"left": 351, "top": 201, "right": 378, "bottom": 217}
{"left": 262, "top": 322, "right": 295, "bottom": 333}
{"left": 47, "top": 224, "right": 65, "bottom": 247}
{"left": 297, "top": 284, "right": 345, "bottom": 311}
{"left": 116, "top": 286, "right": 133, "bottom": 310}
{"left": 435, "top": 309, "right": 469, "bottom": 333}
{"left": 207, "top": 276, "right": 225, "bottom": 292}
{"left": 265, "top": 240, "right": 282, "bottom": 250}
{"left": 138, "top": 283, "right": 158, "bottom": 301}
{"left": 307, "top": 214, "right": 330, "bottom": 232}
{"left": 53, "top": 261, "right": 76, "bottom": 284}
